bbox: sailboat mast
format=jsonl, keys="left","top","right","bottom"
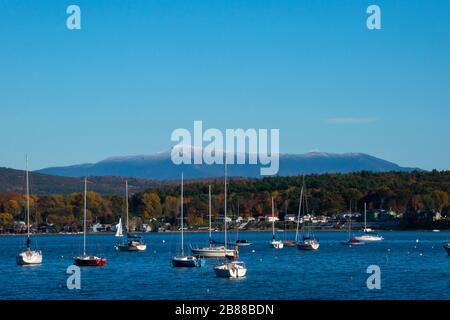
{"left": 224, "top": 163, "right": 227, "bottom": 251}
{"left": 272, "top": 197, "right": 275, "bottom": 241}
{"left": 208, "top": 185, "right": 212, "bottom": 246}
{"left": 295, "top": 183, "right": 304, "bottom": 242}
{"left": 181, "top": 172, "right": 184, "bottom": 256}
{"left": 83, "top": 177, "right": 87, "bottom": 256}
{"left": 125, "top": 180, "right": 129, "bottom": 233}
{"left": 25, "top": 155, "right": 30, "bottom": 241}
{"left": 364, "top": 202, "right": 367, "bottom": 231}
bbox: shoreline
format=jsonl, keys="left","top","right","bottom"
{"left": 1, "top": 229, "right": 448, "bottom": 236}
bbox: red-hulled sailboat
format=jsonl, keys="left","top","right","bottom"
{"left": 74, "top": 178, "right": 107, "bottom": 267}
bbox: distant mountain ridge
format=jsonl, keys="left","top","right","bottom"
{"left": 0, "top": 167, "right": 165, "bottom": 195}
{"left": 36, "top": 147, "right": 420, "bottom": 180}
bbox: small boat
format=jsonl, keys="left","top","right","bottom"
{"left": 354, "top": 203, "right": 384, "bottom": 242}
{"left": 269, "top": 197, "right": 284, "bottom": 249}
{"left": 342, "top": 238, "right": 364, "bottom": 246}
{"left": 74, "top": 255, "right": 107, "bottom": 266}
{"left": 214, "top": 261, "right": 247, "bottom": 278}
{"left": 172, "top": 173, "right": 203, "bottom": 268}
{"left": 214, "top": 163, "right": 247, "bottom": 278}
{"left": 74, "top": 178, "right": 107, "bottom": 267}
{"left": 116, "top": 234, "right": 147, "bottom": 251}
{"left": 115, "top": 181, "right": 147, "bottom": 252}
{"left": 236, "top": 239, "right": 252, "bottom": 247}
{"left": 444, "top": 244, "right": 450, "bottom": 256}
{"left": 297, "top": 237, "right": 320, "bottom": 250}
{"left": 295, "top": 177, "right": 319, "bottom": 251}
{"left": 191, "top": 185, "right": 236, "bottom": 258}
{"left": 342, "top": 202, "right": 364, "bottom": 247}
{"left": 17, "top": 156, "right": 43, "bottom": 266}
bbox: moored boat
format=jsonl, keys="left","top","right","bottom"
{"left": 74, "top": 178, "right": 107, "bottom": 267}
{"left": 16, "top": 156, "right": 43, "bottom": 266}
{"left": 214, "top": 261, "right": 247, "bottom": 278}
{"left": 295, "top": 177, "right": 320, "bottom": 251}
{"left": 269, "top": 197, "right": 284, "bottom": 249}
{"left": 115, "top": 181, "right": 147, "bottom": 252}
{"left": 214, "top": 163, "right": 247, "bottom": 278}
{"left": 353, "top": 203, "right": 384, "bottom": 242}
{"left": 191, "top": 185, "right": 236, "bottom": 258}
{"left": 236, "top": 239, "right": 252, "bottom": 247}
{"left": 171, "top": 173, "right": 204, "bottom": 268}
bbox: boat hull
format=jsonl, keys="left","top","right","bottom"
{"left": 342, "top": 239, "right": 364, "bottom": 247}
{"left": 16, "top": 250, "right": 42, "bottom": 265}
{"left": 270, "top": 240, "right": 284, "bottom": 249}
{"left": 115, "top": 243, "right": 147, "bottom": 251}
{"left": 354, "top": 235, "right": 384, "bottom": 242}
{"left": 74, "top": 256, "right": 107, "bottom": 267}
{"left": 444, "top": 244, "right": 450, "bottom": 256}
{"left": 297, "top": 241, "right": 320, "bottom": 251}
{"left": 214, "top": 262, "right": 247, "bottom": 278}
{"left": 235, "top": 241, "right": 252, "bottom": 247}
{"left": 172, "top": 256, "right": 202, "bottom": 268}
{"left": 191, "top": 247, "right": 235, "bottom": 258}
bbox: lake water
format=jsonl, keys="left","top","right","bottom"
{"left": 0, "top": 231, "right": 449, "bottom": 300}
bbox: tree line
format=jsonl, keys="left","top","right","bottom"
{"left": 0, "top": 171, "right": 449, "bottom": 231}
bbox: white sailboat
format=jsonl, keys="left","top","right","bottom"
{"left": 269, "top": 197, "right": 284, "bottom": 249}
{"left": 354, "top": 203, "right": 384, "bottom": 242}
{"left": 115, "top": 180, "right": 147, "bottom": 251}
{"left": 296, "top": 177, "right": 320, "bottom": 251}
{"left": 74, "top": 178, "right": 107, "bottom": 266}
{"left": 214, "top": 164, "right": 247, "bottom": 278}
{"left": 16, "top": 156, "right": 43, "bottom": 266}
{"left": 172, "top": 173, "right": 203, "bottom": 267}
{"left": 191, "top": 185, "right": 235, "bottom": 258}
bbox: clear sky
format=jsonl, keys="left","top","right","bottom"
{"left": 1, "top": 0, "right": 449, "bottom": 171}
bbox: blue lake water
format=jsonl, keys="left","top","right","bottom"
{"left": 0, "top": 231, "right": 449, "bottom": 300}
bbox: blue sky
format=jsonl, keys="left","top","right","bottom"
{"left": 0, "top": 0, "right": 449, "bottom": 171}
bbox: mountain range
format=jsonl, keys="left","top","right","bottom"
{"left": 36, "top": 146, "right": 420, "bottom": 180}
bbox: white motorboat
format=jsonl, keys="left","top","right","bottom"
{"left": 269, "top": 197, "right": 284, "bottom": 249}
{"left": 16, "top": 156, "right": 43, "bottom": 266}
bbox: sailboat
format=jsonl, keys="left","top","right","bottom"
{"left": 269, "top": 197, "right": 284, "bottom": 249}
{"left": 172, "top": 173, "right": 203, "bottom": 267}
{"left": 191, "top": 185, "right": 236, "bottom": 258}
{"left": 296, "top": 177, "right": 320, "bottom": 251}
{"left": 74, "top": 178, "right": 107, "bottom": 267}
{"left": 214, "top": 164, "right": 247, "bottom": 278}
{"left": 341, "top": 201, "right": 364, "bottom": 247}
{"left": 16, "top": 156, "right": 43, "bottom": 266}
{"left": 354, "top": 203, "right": 384, "bottom": 242}
{"left": 115, "top": 181, "right": 147, "bottom": 251}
